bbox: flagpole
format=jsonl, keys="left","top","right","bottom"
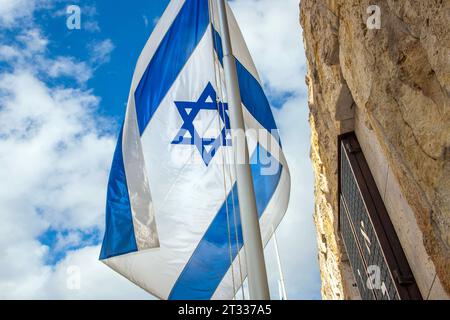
{"left": 215, "top": 0, "right": 270, "bottom": 300}
{"left": 272, "top": 228, "right": 288, "bottom": 300}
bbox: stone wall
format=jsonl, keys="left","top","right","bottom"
{"left": 300, "top": 0, "right": 449, "bottom": 299}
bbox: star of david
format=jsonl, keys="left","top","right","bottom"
{"left": 171, "top": 82, "right": 232, "bottom": 166}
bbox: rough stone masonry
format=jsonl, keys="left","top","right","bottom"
{"left": 300, "top": 0, "right": 449, "bottom": 299}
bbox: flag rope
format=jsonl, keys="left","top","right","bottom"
{"left": 208, "top": 0, "right": 246, "bottom": 300}
{"left": 208, "top": 0, "right": 237, "bottom": 299}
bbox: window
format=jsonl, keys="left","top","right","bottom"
{"left": 338, "top": 133, "right": 422, "bottom": 300}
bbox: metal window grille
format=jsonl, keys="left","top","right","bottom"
{"left": 338, "top": 133, "right": 422, "bottom": 300}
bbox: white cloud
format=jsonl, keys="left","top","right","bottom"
{"left": 16, "top": 28, "right": 48, "bottom": 53}
{"left": 0, "top": 0, "right": 36, "bottom": 27}
{"left": 0, "top": 68, "right": 115, "bottom": 231}
{"left": 84, "top": 20, "right": 101, "bottom": 33}
{"left": 0, "top": 44, "right": 20, "bottom": 60}
{"left": 143, "top": 15, "right": 149, "bottom": 28}
{"left": 0, "top": 242, "right": 153, "bottom": 299}
{"left": 269, "top": 94, "right": 321, "bottom": 299}
{"left": 0, "top": 69, "right": 121, "bottom": 298}
{"left": 81, "top": 4, "right": 101, "bottom": 33}
{"left": 230, "top": 0, "right": 307, "bottom": 95}
{"left": 0, "top": 29, "right": 97, "bottom": 84}
{"left": 28, "top": 246, "right": 152, "bottom": 299}
{"left": 0, "top": 0, "right": 53, "bottom": 28}
{"left": 0, "top": 12, "right": 143, "bottom": 299}
{"left": 88, "top": 39, "right": 115, "bottom": 66}
{"left": 47, "top": 57, "right": 93, "bottom": 83}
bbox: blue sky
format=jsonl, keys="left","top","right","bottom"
{"left": 34, "top": 0, "right": 171, "bottom": 120}
{"left": 0, "top": 0, "right": 320, "bottom": 299}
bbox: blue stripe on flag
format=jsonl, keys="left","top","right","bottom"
{"left": 100, "top": 0, "right": 209, "bottom": 260}
{"left": 134, "top": 0, "right": 210, "bottom": 135}
{"left": 212, "top": 29, "right": 278, "bottom": 132}
{"left": 100, "top": 127, "right": 138, "bottom": 259}
{"left": 168, "top": 145, "right": 282, "bottom": 300}
{"left": 236, "top": 60, "right": 278, "bottom": 132}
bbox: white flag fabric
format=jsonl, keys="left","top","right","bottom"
{"left": 100, "top": 0, "right": 291, "bottom": 300}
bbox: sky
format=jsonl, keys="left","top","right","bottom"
{"left": 0, "top": 0, "right": 320, "bottom": 299}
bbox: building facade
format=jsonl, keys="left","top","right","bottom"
{"left": 300, "top": 0, "right": 449, "bottom": 299}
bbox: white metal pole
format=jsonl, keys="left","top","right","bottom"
{"left": 215, "top": 0, "right": 270, "bottom": 300}
{"left": 273, "top": 229, "right": 288, "bottom": 300}
{"left": 278, "top": 281, "right": 284, "bottom": 301}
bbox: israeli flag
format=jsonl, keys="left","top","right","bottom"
{"left": 100, "top": 0, "right": 290, "bottom": 300}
